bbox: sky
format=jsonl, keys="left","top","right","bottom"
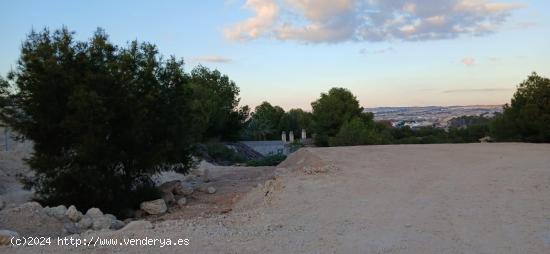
{"left": 1, "top": 0, "right": 549, "bottom": 110}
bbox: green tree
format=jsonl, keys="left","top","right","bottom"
{"left": 492, "top": 72, "right": 550, "bottom": 142}
{"left": 328, "top": 117, "right": 381, "bottom": 146}
{"left": 311, "top": 88, "right": 366, "bottom": 146}
{"left": 0, "top": 28, "right": 204, "bottom": 216}
{"left": 189, "top": 66, "right": 248, "bottom": 141}
{"left": 278, "top": 108, "right": 313, "bottom": 138}
{"left": 245, "top": 101, "right": 285, "bottom": 140}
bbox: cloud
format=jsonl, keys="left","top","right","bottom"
{"left": 461, "top": 57, "right": 475, "bottom": 66}
{"left": 359, "top": 47, "right": 394, "bottom": 55}
{"left": 224, "top": 0, "right": 279, "bottom": 41}
{"left": 192, "top": 56, "right": 232, "bottom": 63}
{"left": 443, "top": 88, "right": 512, "bottom": 93}
{"left": 225, "top": 0, "right": 525, "bottom": 43}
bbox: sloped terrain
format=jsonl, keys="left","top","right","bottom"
{"left": 4, "top": 143, "right": 550, "bottom": 254}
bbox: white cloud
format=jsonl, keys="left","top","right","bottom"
{"left": 224, "top": 0, "right": 279, "bottom": 41}
{"left": 461, "top": 57, "right": 475, "bottom": 66}
{"left": 225, "top": 0, "right": 525, "bottom": 43}
{"left": 192, "top": 56, "right": 232, "bottom": 63}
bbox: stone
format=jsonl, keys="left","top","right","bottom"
{"left": 77, "top": 216, "right": 93, "bottom": 230}
{"left": 118, "top": 220, "right": 153, "bottom": 232}
{"left": 174, "top": 182, "right": 194, "bottom": 196}
{"left": 202, "top": 168, "right": 211, "bottom": 182}
{"left": 104, "top": 214, "right": 117, "bottom": 221}
{"left": 177, "top": 197, "right": 187, "bottom": 207}
{"left": 92, "top": 216, "right": 112, "bottom": 230}
{"left": 207, "top": 186, "right": 217, "bottom": 194}
{"left": 161, "top": 191, "right": 175, "bottom": 205}
{"left": 44, "top": 205, "right": 67, "bottom": 219}
{"left": 159, "top": 180, "right": 180, "bottom": 193}
{"left": 65, "top": 205, "right": 83, "bottom": 222}
{"left": 63, "top": 222, "right": 80, "bottom": 234}
{"left": 111, "top": 220, "right": 125, "bottom": 230}
{"left": 0, "top": 230, "right": 19, "bottom": 246}
{"left": 140, "top": 199, "right": 167, "bottom": 215}
{"left": 85, "top": 207, "right": 103, "bottom": 218}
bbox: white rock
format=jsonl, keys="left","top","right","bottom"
{"left": 118, "top": 220, "right": 153, "bottom": 232}
{"left": 140, "top": 199, "right": 167, "bottom": 215}
{"left": 207, "top": 186, "right": 217, "bottom": 194}
{"left": 85, "top": 207, "right": 103, "bottom": 218}
{"left": 77, "top": 216, "right": 93, "bottom": 230}
{"left": 44, "top": 205, "right": 67, "bottom": 219}
{"left": 65, "top": 205, "right": 83, "bottom": 222}
{"left": 63, "top": 222, "right": 80, "bottom": 234}
{"left": 92, "top": 216, "right": 112, "bottom": 230}
{"left": 104, "top": 214, "right": 117, "bottom": 221}
{"left": 0, "top": 230, "right": 19, "bottom": 246}
{"left": 177, "top": 197, "right": 187, "bottom": 207}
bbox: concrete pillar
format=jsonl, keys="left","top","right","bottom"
{"left": 301, "top": 129, "right": 307, "bottom": 139}
{"left": 281, "top": 131, "right": 287, "bottom": 143}
{"left": 289, "top": 131, "right": 294, "bottom": 143}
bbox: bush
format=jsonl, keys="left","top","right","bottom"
{"left": 203, "top": 142, "right": 246, "bottom": 165}
{"left": 246, "top": 154, "right": 287, "bottom": 166}
{"left": 0, "top": 28, "right": 203, "bottom": 217}
{"left": 328, "top": 117, "right": 381, "bottom": 146}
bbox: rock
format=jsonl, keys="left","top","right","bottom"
{"left": 0, "top": 196, "right": 5, "bottom": 210}
{"left": 118, "top": 220, "right": 153, "bottom": 232}
{"left": 77, "top": 216, "right": 93, "bottom": 230}
{"left": 111, "top": 220, "right": 125, "bottom": 230}
{"left": 198, "top": 185, "right": 217, "bottom": 194}
{"left": 63, "top": 222, "right": 80, "bottom": 234}
{"left": 177, "top": 197, "right": 187, "bottom": 207}
{"left": 85, "top": 207, "right": 103, "bottom": 218}
{"left": 202, "top": 168, "right": 211, "bottom": 182}
{"left": 161, "top": 191, "right": 175, "bottom": 205}
{"left": 92, "top": 216, "right": 112, "bottom": 230}
{"left": 65, "top": 205, "right": 83, "bottom": 222}
{"left": 207, "top": 186, "right": 217, "bottom": 194}
{"left": 0, "top": 230, "right": 19, "bottom": 246}
{"left": 140, "top": 199, "right": 167, "bottom": 215}
{"left": 104, "top": 214, "right": 117, "bottom": 221}
{"left": 44, "top": 205, "right": 67, "bottom": 219}
{"left": 134, "top": 209, "right": 146, "bottom": 219}
{"left": 159, "top": 180, "right": 180, "bottom": 194}
{"left": 174, "top": 182, "right": 194, "bottom": 196}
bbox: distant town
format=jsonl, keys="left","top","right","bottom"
{"left": 366, "top": 105, "right": 503, "bottom": 129}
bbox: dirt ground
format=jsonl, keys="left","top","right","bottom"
{"left": 3, "top": 143, "right": 550, "bottom": 253}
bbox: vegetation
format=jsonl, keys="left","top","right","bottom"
{"left": 242, "top": 102, "right": 312, "bottom": 141}
{"left": 492, "top": 73, "right": 550, "bottom": 142}
{"left": 246, "top": 153, "right": 287, "bottom": 166}
{"left": 200, "top": 142, "right": 246, "bottom": 165}
{"left": 0, "top": 28, "right": 246, "bottom": 216}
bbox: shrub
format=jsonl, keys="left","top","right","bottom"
{"left": 203, "top": 142, "right": 246, "bottom": 164}
{"left": 246, "top": 154, "right": 287, "bottom": 166}
{"left": 328, "top": 117, "right": 381, "bottom": 146}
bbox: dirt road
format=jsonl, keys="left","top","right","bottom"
{"left": 4, "top": 143, "right": 550, "bottom": 253}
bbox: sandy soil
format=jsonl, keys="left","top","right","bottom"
{"left": 3, "top": 143, "right": 550, "bottom": 253}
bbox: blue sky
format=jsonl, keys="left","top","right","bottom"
{"left": 1, "top": 0, "right": 549, "bottom": 110}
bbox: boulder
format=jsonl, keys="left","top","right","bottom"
{"left": 177, "top": 197, "right": 187, "bottom": 207}
{"left": 65, "top": 205, "right": 83, "bottom": 222}
{"left": 111, "top": 220, "right": 125, "bottom": 230}
{"left": 77, "top": 216, "right": 93, "bottom": 230}
{"left": 104, "top": 214, "right": 117, "bottom": 221}
{"left": 92, "top": 216, "right": 112, "bottom": 230}
{"left": 159, "top": 180, "right": 180, "bottom": 194}
{"left": 0, "top": 230, "right": 19, "bottom": 246}
{"left": 85, "top": 207, "right": 103, "bottom": 218}
{"left": 118, "top": 220, "right": 153, "bottom": 232}
{"left": 44, "top": 205, "right": 67, "bottom": 220}
{"left": 63, "top": 222, "right": 80, "bottom": 234}
{"left": 140, "top": 199, "right": 167, "bottom": 215}
{"left": 175, "top": 182, "right": 194, "bottom": 195}
{"left": 161, "top": 191, "right": 175, "bottom": 205}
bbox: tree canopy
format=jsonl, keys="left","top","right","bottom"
{"left": 0, "top": 27, "right": 245, "bottom": 216}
